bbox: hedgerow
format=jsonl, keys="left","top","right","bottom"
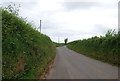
{"left": 67, "top": 30, "right": 120, "bottom": 66}
{"left": 2, "top": 4, "right": 56, "bottom": 79}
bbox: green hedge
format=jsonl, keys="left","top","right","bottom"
{"left": 2, "top": 8, "right": 56, "bottom": 79}
{"left": 67, "top": 31, "right": 120, "bottom": 66}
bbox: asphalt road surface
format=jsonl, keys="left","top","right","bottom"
{"left": 47, "top": 46, "right": 118, "bottom": 79}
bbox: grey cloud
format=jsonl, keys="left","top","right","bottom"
{"left": 62, "top": 2, "right": 100, "bottom": 10}
{"left": 46, "top": 28, "right": 93, "bottom": 37}
{"left": 20, "top": 2, "right": 37, "bottom": 10}
{"left": 42, "top": 21, "right": 63, "bottom": 30}
{"left": 92, "top": 24, "right": 111, "bottom": 35}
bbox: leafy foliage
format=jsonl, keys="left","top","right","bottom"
{"left": 2, "top": 5, "right": 56, "bottom": 79}
{"left": 64, "top": 38, "right": 68, "bottom": 45}
{"left": 67, "top": 30, "right": 120, "bottom": 66}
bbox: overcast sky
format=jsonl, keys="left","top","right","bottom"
{"left": 1, "top": 0, "right": 119, "bottom": 43}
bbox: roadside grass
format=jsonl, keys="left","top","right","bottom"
{"left": 2, "top": 6, "right": 56, "bottom": 79}
{"left": 67, "top": 30, "right": 120, "bottom": 67}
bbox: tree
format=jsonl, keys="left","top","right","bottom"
{"left": 64, "top": 38, "right": 68, "bottom": 45}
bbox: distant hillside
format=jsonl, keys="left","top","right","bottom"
{"left": 53, "top": 42, "right": 65, "bottom": 47}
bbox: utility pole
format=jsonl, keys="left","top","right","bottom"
{"left": 58, "top": 37, "right": 59, "bottom": 43}
{"left": 40, "top": 20, "right": 41, "bottom": 33}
